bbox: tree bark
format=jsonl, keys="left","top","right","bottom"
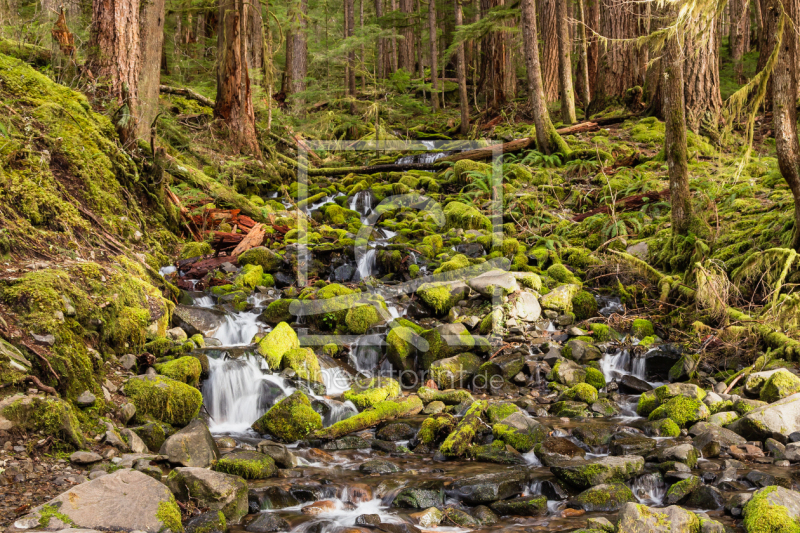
{"left": 769, "top": 0, "right": 800, "bottom": 250}
{"left": 540, "top": 0, "right": 559, "bottom": 101}
{"left": 136, "top": 0, "right": 165, "bottom": 141}
{"left": 346, "top": 0, "right": 356, "bottom": 94}
{"left": 585, "top": 0, "right": 599, "bottom": 99}
{"left": 455, "top": 0, "right": 469, "bottom": 133}
{"left": 429, "top": 0, "right": 439, "bottom": 111}
{"left": 399, "top": 0, "right": 415, "bottom": 71}
{"left": 684, "top": 14, "right": 722, "bottom": 133}
{"left": 88, "top": 0, "right": 141, "bottom": 145}
{"left": 391, "top": 0, "right": 399, "bottom": 72}
{"left": 730, "top": 0, "right": 748, "bottom": 83}
{"left": 246, "top": 0, "right": 263, "bottom": 74}
{"left": 756, "top": 0, "right": 776, "bottom": 110}
{"left": 376, "top": 0, "right": 385, "bottom": 78}
{"left": 290, "top": 0, "right": 308, "bottom": 101}
{"left": 575, "top": 0, "right": 590, "bottom": 116}
{"left": 521, "top": 0, "right": 568, "bottom": 154}
{"left": 215, "top": 5, "right": 260, "bottom": 155}
{"left": 588, "top": 0, "right": 638, "bottom": 115}
{"left": 663, "top": 18, "right": 693, "bottom": 237}
{"left": 556, "top": 0, "right": 575, "bottom": 123}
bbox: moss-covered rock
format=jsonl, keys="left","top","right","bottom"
{"left": 343, "top": 377, "right": 401, "bottom": 410}
{"left": 584, "top": 367, "right": 606, "bottom": 389}
{"left": 648, "top": 396, "right": 710, "bottom": 428}
{"left": 238, "top": 246, "right": 284, "bottom": 272}
{"left": 742, "top": 486, "right": 800, "bottom": 533}
{"left": 570, "top": 483, "right": 636, "bottom": 512}
{"left": 386, "top": 319, "right": 426, "bottom": 372}
{"left": 259, "top": 299, "right": 295, "bottom": 325}
{"left": 491, "top": 412, "right": 548, "bottom": 453}
{"left": 417, "top": 413, "right": 457, "bottom": 445}
{"left": 631, "top": 319, "right": 655, "bottom": 338}
{"left": 760, "top": 369, "right": 800, "bottom": 403}
{"left": 420, "top": 323, "right": 476, "bottom": 370}
{"left": 124, "top": 375, "right": 203, "bottom": 427}
{"left": 572, "top": 291, "right": 598, "bottom": 321}
{"left": 257, "top": 322, "right": 299, "bottom": 369}
{"left": 443, "top": 201, "right": 492, "bottom": 232}
{"left": 214, "top": 451, "right": 277, "bottom": 480}
{"left": 280, "top": 347, "right": 322, "bottom": 383}
{"left": 154, "top": 356, "right": 203, "bottom": 386}
{"left": 429, "top": 352, "right": 483, "bottom": 389}
{"left": 561, "top": 383, "right": 599, "bottom": 404}
{"left": 417, "top": 386, "right": 474, "bottom": 405}
{"left": 540, "top": 284, "right": 581, "bottom": 313}
{"left": 0, "top": 395, "right": 84, "bottom": 449}
{"left": 234, "top": 264, "right": 263, "bottom": 290}
{"left": 252, "top": 391, "right": 322, "bottom": 442}
{"left": 416, "top": 282, "right": 461, "bottom": 315}
{"left": 344, "top": 304, "right": 382, "bottom": 334}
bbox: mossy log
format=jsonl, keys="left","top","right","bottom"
{"left": 159, "top": 85, "right": 214, "bottom": 108}
{"left": 611, "top": 250, "right": 800, "bottom": 359}
{"left": 439, "top": 400, "right": 488, "bottom": 457}
{"left": 0, "top": 39, "right": 51, "bottom": 66}
{"left": 311, "top": 395, "right": 423, "bottom": 440}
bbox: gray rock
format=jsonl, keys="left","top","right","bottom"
{"left": 742, "top": 486, "right": 800, "bottom": 530}
{"left": 393, "top": 480, "right": 445, "bottom": 508}
{"left": 508, "top": 291, "right": 541, "bottom": 322}
{"left": 569, "top": 483, "right": 636, "bottom": 512}
{"left": 166, "top": 327, "right": 188, "bottom": 342}
{"left": 626, "top": 242, "right": 648, "bottom": 260}
{"left": 540, "top": 284, "right": 581, "bottom": 313}
{"left": 24, "top": 469, "right": 177, "bottom": 532}
{"left": 448, "top": 470, "right": 527, "bottom": 504}
{"left": 185, "top": 511, "right": 226, "bottom": 533}
{"left": 69, "top": 451, "right": 103, "bottom": 464}
{"left": 256, "top": 440, "right": 298, "bottom": 468}
{"left": 159, "top": 418, "right": 220, "bottom": 467}
{"left": 121, "top": 428, "right": 149, "bottom": 453}
{"left": 119, "top": 403, "right": 136, "bottom": 425}
{"left": 655, "top": 444, "right": 699, "bottom": 467}
{"left": 245, "top": 513, "right": 290, "bottom": 532}
{"left": 617, "top": 502, "right": 699, "bottom": 533}
{"left": 173, "top": 305, "right": 227, "bottom": 337}
{"left": 619, "top": 375, "right": 653, "bottom": 394}
{"left": 692, "top": 425, "right": 746, "bottom": 458}
{"left": 31, "top": 333, "right": 55, "bottom": 346}
{"left": 167, "top": 467, "right": 249, "bottom": 522}
{"left": 359, "top": 459, "right": 400, "bottom": 474}
{"left": 467, "top": 270, "right": 519, "bottom": 297}
{"left": 76, "top": 391, "right": 96, "bottom": 408}
{"left": 609, "top": 434, "right": 656, "bottom": 456}
{"left": 744, "top": 369, "right": 781, "bottom": 396}
{"left": 727, "top": 392, "right": 800, "bottom": 443}
{"left": 119, "top": 353, "right": 137, "bottom": 370}
{"left": 535, "top": 436, "right": 586, "bottom": 466}
{"left": 0, "top": 338, "right": 31, "bottom": 374}
{"left": 550, "top": 455, "right": 644, "bottom": 489}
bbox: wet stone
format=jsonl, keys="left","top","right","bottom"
{"left": 359, "top": 459, "right": 401, "bottom": 474}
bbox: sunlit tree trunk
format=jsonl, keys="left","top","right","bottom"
{"left": 428, "top": 0, "right": 439, "bottom": 111}
{"left": 556, "top": 0, "right": 575, "bottom": 123}
{"left": 455, "top": 0, "right": 469, "bottom": 133}
{"left": 539, "top": 0, "right": 559, "bottom": 101}
{"left": 399, "top": 0, "right": 415, "bottom": 70}
{"left": 375, "top": 0, "right": 385, "bottom": 78}
{"left": 588, "top": 0, "right": 637, "bottom": 115}
{"left": 684, "top": 14, "right": 722, "bottom": 133}
{"left": 137, "top": 0, "right": 165, "bottom": 140}
{"left": 575, "top": 0, "right": 590, "bottom": 116}
{"left": 730, "top": 0, "right": 748, "bottom": 83}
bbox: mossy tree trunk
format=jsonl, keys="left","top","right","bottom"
{"left": 521, "top": 0, "right": 569, "bottom": 154}
{"left": 539, "top": 0, "right": 559, "bottom": 102}
{"left": 136, "top": 0, "right": 165, "bottom": 141}
{"left": 556, "top": 0, "right": 576, "bottom": 124}
{"left": 88, "top": 0, "right": 141, "bottom": 146}
{"left": 455, "top": 0, "right": 470, "bottom": 134}
{"left": 663, "top": 17, "right": 693, "bottom": 237}
{"left": 730, "top": 0, "right": 749, "bottom": 83}
{"left": 770, "top": 0, "right": 800, "bottom": 250}
{"left": 215, "top": 1, "right": 261, "bottom": 156}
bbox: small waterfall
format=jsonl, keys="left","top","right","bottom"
{"left": 356, "top": 248, "right": 377, "bottom": 280}
{"left": 324, "top": 400, "right": 358, "bottom": 426}
{"left": 193, "top": 295, "right": 215, "bottom": 308}
{"left": 523, "top": 450, "right": 542, "bottom": 466}
{"left": 348, "top": 334, "right": 384, "bottom": 374}
{"left": 600, "top": 348, "right": 646, "bottom": 382}
{"left": 349, "top": 190, "right": 374, "bottom": 217}
{"left": 213, "top": 311, "right": 263, "bottom": 346}
{"left": 205, "top": 355, "right": 294, "bottom": 434}
{"left": 631, "top": 473, "right": 667, "bottom": 506}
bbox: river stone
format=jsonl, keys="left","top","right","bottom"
{"left": 173, "top": 304, "right": 227, "bottom": 337}
{"left": 409, "top": 507, "right": 443, "bottom": 528}
{"left": 167, "top": 467, "right": 249, "bottom": 522}
{"left": 616, "top": 502, "right": 699, "bottom": 533}
{"left": 572, "top": 423, "right": 614, "bottom": 447}
{"left": 488, "top": 495, "right": 547, "bottom": 516}
{"left": 448, "top": 470, "right": 527, "bottom": 504}
{"left": 508, "top": 291, "right": 541, "bottom": 322}
{"left": 420, "top": 323, "right": 476, "bottom": 370}
{"left": 76, "top": 391, "right": 96, "bottom": 408}
{"left": 569, "top": 483, "right": 636, "bottom": 512}
{"left": 549, "top": 359, "right": 587, "bottom": 387}
{"left": 121, "top": 428, "right": 149, "bottom": 453}
{"left": 550, "top": 455, "right": 645, "bottom": 488}
{"left": 25, "top": 469, "right": 178, "bottom": 533}
{"left": 252, "top": 390, "right": 322, "bottom": 442}
{"left": 761, "top": 369, "right": 800, "bottom": 403}
{"left": 492, "top": 412, "right": 548, "bottom": 453}
{"left": 609, "top": 434, "right": 656, "bottom": 456}
{"left": 215, "top": 451, "right": 277, "bottom": 479}
{"left": 564, "top": 339, "right": 602, "bottom": 364}
{"left": 392, "top": 480, "right": 445, "bottom": 508}
{"left": 359, "top": 459, "right": 400, "bottom": 474}
{"left": 727, "top": 393, "right": 800, "bottom": 443}
{"left": 185, "top": 511, "right": 226, "bottom": 533}
{"left": 655, "top": 382, "right": 706, "bottom": 402}
{"left": 376, "top": 423, "right": 416, "bottom": 441}
{"left": 467, "top": 270, "right": 519, "bottom": 297}
{"left": 429, "top": 352, "right": 482, "bottom": 389}
{"left": 708, "top": 411, "right": 739, "bottom": 426}
{"left": 535, "top": 436, "right": 586, "bottom": 466}
{"left": 159, "top": 418, "right": 220, "bottom": 467}
{"left": 742, "top": 486, "right": 800, "bottom": 532}
{"left": 664, "top": 475, "right": 701, "bottom": 505}
{"left": 655, "top": 444, "right": 699, "bottom": 468}
{"left": 686, "top": 485, "right": 725, "bottom": 509}
{"left": 69, "top": 451, "right": 103, "bottom": 464}
{"left": 540, "top": 284, "right": 581, "bottom": 313}
{"left": 257, "top": 440, "right": 298, "bottom": 468}
{"left": 744, "top": 369, "right": 782, "bottom": 396}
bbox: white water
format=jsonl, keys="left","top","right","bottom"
{"left": 349, "top": 190, "right": 374, "bottom": 217}
{"left": 600, "top": 348, "right": 646, "bottom": 382}
{"left": 631, "top": 473, "right": 667, "bottom": 506}
{"left": 205, "top": 355, "right": 294, "bottom": 434}
{"left": 349, "top": 334, "right": 386, "bottom": 375}
{"left": 213, "top": 311, "right": 263, "bottom": 346}
{"left": 193, "top": 295, "right": 215, "bottom": 308}
{"left": 356, "top": 248, "right": 377, "bottom": 279}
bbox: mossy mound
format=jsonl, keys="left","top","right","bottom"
{"left": 631, "top": 319, "right": 655, "bottom": 338}
{"left": 386, "top": 319, "right": 425, "bottom": 372}
{"left": 214, "top": 451, "right": 277, "bottom": 480}
{"left": 280, "top": 348, "right": 323, "bottom": 383}
{"left": 257, "top": 322, "right": 300, "bottom": 369}
{"left": 561, "top": 383, "right": 599, "bottom": 404}
{"left": 345, "top": 304, "right": 382, "bottom": 334}
{"left": 443, "top": 201, "right": 492, "bottom": 232}
{"left": 416, "top": 282, "right": 460, "bottom": 315}
{"left": 760, "top": 369, "right": 800, "bottom": 403}
{"left": 343, "top": 377, "right": 401, "bottom": 410}
{"left": 0, "top": 395, "right": 84, "bottom": 449}
{"left": 252, "top": 390, "right": 322, "bottom": 442}
{"left": 123, "top": 374, "right": 203, "bottom": 427}
{"left": 237, "top": 246, "right": 284, "bottom": 272}
{"left": 648, "top": 396, "right": 709, "bottom": 428}
{"left": 572, "top": 291, "right": 598, "bottom": 321}
{"left": 154, "top": 356, "right": 203, "bottom": 386}
{"left": 584, "top": 367, "right": 606, "bottom": 390}
{"left": 260, "top": 299, "right": 295, "bottom": 324}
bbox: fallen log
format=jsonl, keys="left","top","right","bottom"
{"left": 159, "top": 85, "right": 215, "bottom": 108}
{"left": 440, "top": 138, "right": 533, "bottom": 163}
{"left": 572, "top": 189, "right": 669, "bottom": 222}
{"left": 439, "top": 400, "right": 487, "bottom": 457}
{"left": 311, "top": 395, "right": 423, "bottom": 440}
{"left": 166, "top": 189, "right": 202, "bottom": 240}
{"left": 231, "top": 223, "right": 266, "bottom": 256}
{"left": 556, "top": 122, "right": 601, "bottom": 135}
{"left": 179, "top": 254, "right": 238, "bottom": 278}
{"left": 306, "top": 161, "right": 444, "bottom": 177}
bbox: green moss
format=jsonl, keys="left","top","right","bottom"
{"left": 584, "top": 367, "right": 606, "bottom": 390}
{"left": 154, "top": 356, "right": 202, "bottom": 386}
{"left": 214, "top": 451, "right": 277, "bottom": 480}
{"left": 38, "top": 504, "right": 76, "bottom": 528}
{"left": 589, "top": 323, "right": 614, "bottom": 342}
{"left": 492, "top": 422, "right": 543, "bottom": 453}
{"left": 180, "top": 242, "right": 212, "bottom": 260}
{"left": 434, "top": 254, "right": 471, "bottom": 274}
{"left": 156, "top": 496, "right": 184, "bottom": 533}
{"left": 237, "top": 246, "right": 283, "bottom": 272}
{"left": 443, "top": 201, "right": 492, "bottom": 232}
{"left": 648, "top": 396, "right": 708, "bottom": 428}
{"left": 439, "top": 400, "right": 487, "bottom": 457}
{"left": 631, "top": 319, "right": 654, "bottom": 338}
{"left": 486, "top": 402, "right": 521, "bottom": 423}
{"left": 2, "top": 397, "right": 84, "bottom": 449}
{"left": 636, "top": 390, "right": 659, "bottom": 416}
{"left": 345, "top": 304, "right": 381, "bottom": 334}
{"left": 252, "top": 390, "right": 322, "bottom": 442}
{"left": 416, "top": 283, "right": 457, "bottom": 315}
{"left": 760, "top": 369, "right": 800, "bottom": 403}
{"left": 547, "top": 264, "right": 578, "bottom": 284}
{"left": 313, "top": 396, "right": 423, "bottom": 440}
{"left": 123, "top": 375, "right": 203, "bottom": 427}
{"left": 260, "top": 299, "right": 295, "bottom": 324}
{"left": 417, "top": 413, "right": 457, "bottom": 445}
{"left": 280, "top": 348, "right": 322, "bottom": 382}
{"left": 343, "top": 377, "right": 401, "bottom": 410}
{"left": 561, "top": 383, "right": 599, "bottom": 403}
{"left": 571, "top": 291, "right": 597, "bottom": 321}
{"left": 257, "top": 322, "right": 300, "bottom": 369}
{"left": 743, "top": 486, "right": 800, "bottom": 533}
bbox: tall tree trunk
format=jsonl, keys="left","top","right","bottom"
{"left": 638, "top": 0, "right": 650, "bottom": 85}
{"left": 540, "top": 0, "right": 559, "bottom": 101}
{"left": 556, "top": 0, "right": 575, "bottom": 123}
{"left": 215, "top": 4, "right": 260, "bottom": 155}
{"left": 289, "top": 0, "right": 308, "bottom": 102}
{"left": 585, "top": 0, "right": 599, "bottom": 99}
{"left": 246, "top": 1, "right": 263, "bottom": 74}
{"left": 346, "top": 0, "right": 356, "bottom": 94}
{"left": 391, "top": 0, "right": 399, "bottom": 72}
{"left": 756, "top": 0, "right": 776, "bottom": 110}
{"left": 88, "top": 0, "right": 141, "bottom": 145}
{"left": 283, "top": 29, "right": 293, "bottom": 94}
{"left": 663, "top": 18, "right": 692, "bottom": 237}
{"left": 399, "top": 0, "right": 415, "bottom": 70}
{"left": 455, "top": 0, "right": 469, "bottom": 133}
{"left": 375, "top": 0, "right": 385, "bottom": 78}
{"left": 360, "top": 0, "right": 366, "bottom": 90}
{"left": 588, "top": 0, "right": 637, "bottom": 115}
{"left": 575, "top": 0, "right": 590, "bottom": 116}
{"left": 195, "top": 12, "right": 206, "bottom": 58}
{"left": 429, "top": 0, "right": 439, "bottom": 111}
{"left": 521, "top": 0, "right": 567, "bottom": 154}
{"left": 137, "top": 0, "right": 165, "bottom": 140}
{"left": 730, "top": 0, "right": 748, "bottom": 83}
{"left": 770, "top": 0, "right": 800, "bottom": 250}
{"left": 684, "top": 14, "right": 722, "bottom": 133}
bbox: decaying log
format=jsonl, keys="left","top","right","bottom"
{"left": 231, "top": 223, "right": 265, "bottom": 256}
{"left": 159, "top": 84, "right": 215, "bottom": 108}
{"left": 311, "top": 395, "right": 423, "bottom": 440}
{"left": 572, "top": 189, "right": 669, "bottom": 222}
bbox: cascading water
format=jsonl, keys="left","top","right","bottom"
{"left": 349, "top": 190, "right": 375, "bottom": 217}
{"left": 600, "top": 348, "right": 647, "bottom": 382}
{"left": 213, "top": 312, "right": 264, "bottom": 346}
{"left": 348, "top": 334, "right": 387, "bottom": 376}
{"left": 204, "top": 354, "right": 294, "bottom": 434}
{"left": 356, "top": 248, "right": 377, "bottom": 280}
{"left": 631, "top": 473, "right": 668, "bottom": 506}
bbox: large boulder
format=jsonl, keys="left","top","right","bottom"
{"left": 728, "top": 393, "right": 800, "bottom": 443}
{"left": 252, "top": 390, "right": 322, "bottom": 442}
{"left": 467, "top": 270, "right": 519, "bottom": 298}
{"left": 160, "top": 419, "right": 220, "bottom": 468}
{"left": 215, "top": 451, "right": 277, "bottom": 480}
{"left": 742, "top": 486, "right": 800, "bottom": 533}
{"left": 0, "top": 395, "right": 84, "bottom": 448}
{"left": 692, "top": 425, "right": 746, "bottom": 458}
{"left": 173, "top": 305, "right": 226, "bottom": 337}
{"left": 648, "top": 396, "right": 709, "bottom": 428}
{"left": 540, "top": 284, "right": 581, "bottom": 313}
{"left": 550, "top": 455, "right": 644, "bottom": 489}
{"left": 548, "top": 359, "right": 587, "bottom": 387}
{"left": 256, "top": 322, "right": 299, "bottom": 369}
{"left": 508, "top": 291, "right": 541, "bottom": 322}
{"left": 492, "top": 412, "right": 548, "bottom": 453}
{"left": 19, "top": 469, "right": 181, "bottom": 533}
{"left": 429, "top": 352, "right": 482, "bottom": 389}
{"left": 167, "top": 467, "right": 249, "bottom": 523}
{"left": 569, "top": 483, "right": 636, "bottom": 512}
{"left": 420, "top": 323, "right": 476, "bottom": 370}
{"left": 238, "top": 246, "right": 285, "bottom": 272}
{"left": 123, "top": 375, "right": 203, "bottom": 427}
{"left": 616, "top": 502, "right": 699, "bottom": 533}
{"left": 447, "top": 471, "right": 527, "bottom": 504}
{"left": 760, "top": 369, "right": 800, "bottom": 403}
{"left": 744, "top": 370, "right": 782, "bottom": 397}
